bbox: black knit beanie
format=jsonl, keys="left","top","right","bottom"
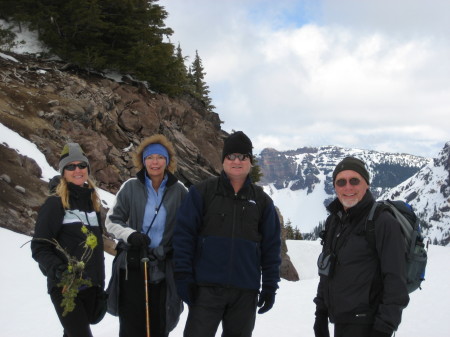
{"left": 332, "top": 156, "right": 370, "bottom": 184}
{"left": 222, "top": 131, "right": 253, "bottom": 163}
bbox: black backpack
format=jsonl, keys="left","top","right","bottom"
{"left": 366, "top": 200, "right": 428, "bottom": 293}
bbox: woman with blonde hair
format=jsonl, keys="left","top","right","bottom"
{"left": 106, "top": 134, "right": 187, "bottom": 337}
{"left": 31, "top": 142, "right": 105, "bottom": 337}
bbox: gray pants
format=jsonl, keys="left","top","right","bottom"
{"left": 184, "top": 286, "right": 258, "bottom": 337}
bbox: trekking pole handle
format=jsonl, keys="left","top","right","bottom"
{"left": 141, "top": 246, "right": 149, "bottom": 263}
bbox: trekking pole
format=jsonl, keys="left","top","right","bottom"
{"left": 141, "top": 247, "right": 151, "bottom": 337}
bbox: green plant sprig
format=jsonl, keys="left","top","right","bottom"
{"left": 32, "top": 225, "right": 98, "bottom": 316}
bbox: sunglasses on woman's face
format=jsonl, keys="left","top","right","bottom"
{"left": 335, "top": 177, "right": 361, "bottom": 187}
{"left": 226, "top": 153, "right": 250, "bottom": 161}
{"left": 65, "top": 162, "right": 88, "bottom": 171}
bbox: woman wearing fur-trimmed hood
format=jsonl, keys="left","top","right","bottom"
{"left": 106, "top": 134, "right": 187, "bottom": 337}
{"left": 133, "top": 134, "right": 178, "bottom": 174}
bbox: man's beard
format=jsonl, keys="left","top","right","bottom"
{"left": 340, "top": 198, "right": 359, "bottom": 209}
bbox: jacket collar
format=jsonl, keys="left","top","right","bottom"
{"left": 219, "top": 171, "right": 253, "bottom": 199}
{"left": 327, "top": 189, "right": 375, "bottom": 223}
{"left": 67, "top": 182, "right": 93, "bottom": 210}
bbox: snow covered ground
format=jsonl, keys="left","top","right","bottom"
{"left": 1, "top": 116, "right": 450, "bottom": 337}
{"left": 1, "top": 229, "right": 449, "bottom": 337}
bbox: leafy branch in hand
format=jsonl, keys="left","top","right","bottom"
{"left": 32, "top": 225, "right": 98, "bottom": 316}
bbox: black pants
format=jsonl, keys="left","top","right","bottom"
{"left": 50, "top": 286, "right": 97, "bottom": 337}
{"left": 334, "top": 323, "right": 372, "bottom": 337}
{"left": 118, "top": 266, "right": 167, "bottom": 337}
{"left": 184, "top": 286, "right": 258, "bottom": 337}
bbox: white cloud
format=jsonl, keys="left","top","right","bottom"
{"left": 134, "top": 2, "right": 450, "bottom": 157}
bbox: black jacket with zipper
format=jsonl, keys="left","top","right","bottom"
{"left": 314, "top": 190, "right": 409, "bottom": 335}
{"left": 31, "top": 183, "right": 105, "bottom": 292}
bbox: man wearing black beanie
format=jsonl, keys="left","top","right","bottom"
{"left": 174, "top": 131, "right": 281, "bottom": 337}
{"left": 221, "top": 131, "right": 253, "bottom": 163}
{"left": 313, "top": 157, "right": 409, "bottom": 337}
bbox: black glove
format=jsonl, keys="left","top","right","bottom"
{"left": 257, "top": 287, "right": 276, "bottom": 314}
{"left": 313, "top": 314, "right": 330, "bottom": 337}
{"left": 127, "top": 232, "right": 150, "bottom": 248}
{"left": 370, "top": 330, "right": 392, "bottom": 337}
{"left": 174, "top": 274, "right": 196, "bottom": 306}
{"left": 52, "top": 264, "right": 67, "bottom": 282}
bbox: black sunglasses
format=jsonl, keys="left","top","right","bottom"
{"left": 226, "top": 153, "right": 250, "bottom": 161}
{"left": 65, "top": 162, "right": 88, "bottom": 171}
{"left": 335, "top": 177, "right": 361, "bottom": 187}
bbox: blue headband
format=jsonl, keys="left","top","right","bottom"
{"left": 142, "top": 143, "right": 169, "bottom": 165}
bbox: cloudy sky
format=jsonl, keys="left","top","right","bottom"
{"left": 160, "top": 0, "right": 449, "bottom": 157}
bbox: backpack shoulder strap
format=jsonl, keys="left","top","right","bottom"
{"left": 249, "top": 183, "right": 267, "bottom": 219}
{"left": 365, "top": 201, "right": 391, "bottom": 251}
{"left": 194, "top": 177, "right": 220, "bottom": 235}
{"left": 195, "top": 176, "right": 220, "bottom": 213}
{"left": 319, "top": 214, "right": 334, "bottom": 246}
{"left": 365, "top": 203, "right": 378, "bottom": 250}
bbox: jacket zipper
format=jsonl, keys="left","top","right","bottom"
{"left": 227, "top": 195, "right": 238, "bottom": 285}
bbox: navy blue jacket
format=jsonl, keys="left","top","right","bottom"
{"left": 173, "top": 172, "right": 281, "bottom": 291}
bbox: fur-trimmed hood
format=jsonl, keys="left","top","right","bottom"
{"left": 133, "top": 134, "right": 178, "bottom": 173}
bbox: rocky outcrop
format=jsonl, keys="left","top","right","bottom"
{"left": 277, "top": 207, "right": 300, "bottom": 281}
{"left": 0, "top": 53, "right": 225, "bottom": 192}
{"left": 258, "top": 148, "right": 298, "bottom": 188}
{"left": 0, "top": 51, "right": 299, "bottom": 280}
{"left": 0, "top": 144, "right": 45, "bottom": 235}
{"left": 0, "top": 51, "right": 226, "bottom": 230}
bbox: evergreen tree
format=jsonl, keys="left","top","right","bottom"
{"left": 250, "top": 156, "right": 263, "bottom": 183}
{"left": 0, "top": 24, "right": 18, "bottom": 51}
{"left": 293, "top": 228, "right": 303, "bottom": 240}
{"left": 284, "top": 219, "right": 294, "bottom": 240}
{"left": 284, "top": 219, "right": 303, "bottom": 240}
{"left": 173, "top": 43, "right": 193, "bottom": 94}
{"left": 302, "top": 220, "right": 326, "bottom": 241}
{"left": 100, "top": 0, "right": 179, "bottom": 94}
{"left": 190, "top": 50, "right": 215, "bottom": 111}
{"left": 1, "top": 0, "right": 216, "bottom": 98}
{"left": 0, "top": 0, "right": 36, "bottom": 27}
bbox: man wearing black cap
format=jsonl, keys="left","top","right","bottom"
{"left": 173, "top": 131, "right": 281, "bottom": 337}
{"left": 313, "top": 157, "right": 409, "bottom": 337}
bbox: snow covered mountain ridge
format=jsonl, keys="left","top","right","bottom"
{"left": 257, "top": 143, "right": 450, "bottom": 245}
{"left": 381, "top": 142, "right": 450, "bottom": 245}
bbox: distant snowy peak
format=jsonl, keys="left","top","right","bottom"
{"left": 381, "top": 142, "right": 450, "bottom": 245}
{"left": 258, "top": 145, "right": 430, "bottom": 198}
{"left": 257, "top": 143, "right": 449, "bottom": 245}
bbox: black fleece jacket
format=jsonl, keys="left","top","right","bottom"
{"left": 31, "top": 183, "right": 105, "bottom": 292}
{"left": 314, "top": 190, "right": 409, "bottom": 335}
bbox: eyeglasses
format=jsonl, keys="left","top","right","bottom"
{"left": 225, "top": 153, "right": 250, "bottom": 161}
{"left": 64, "top": 162, "right": 88, "bottom": 171}
{"left": 335, "top": 177, "right": 361, "bottom": 187}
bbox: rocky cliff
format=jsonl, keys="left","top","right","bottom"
{"left": 0, "top": 51, "right": 299, "bottom": 280}
{"left": 258, "top": 146, "right": 430, "bottom": 201}
{"left": 0, "top": 51, "right": 223, "bottom": 231}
